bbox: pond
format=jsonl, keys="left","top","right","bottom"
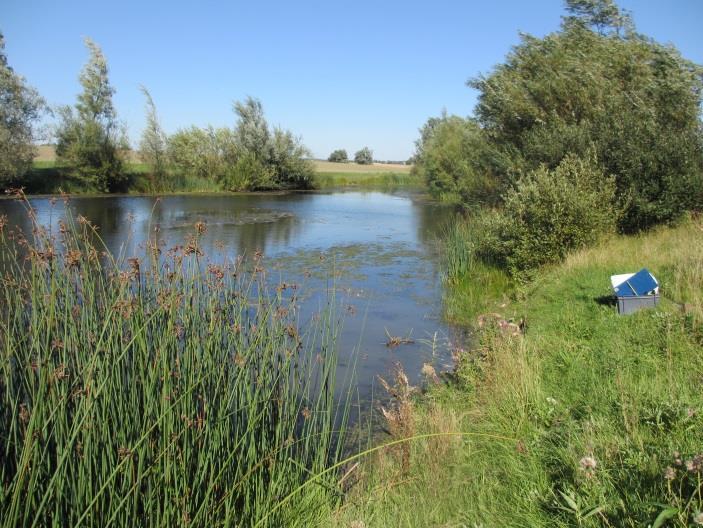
{"left": 0, "top": 190, "right": 462, "bottom": 403}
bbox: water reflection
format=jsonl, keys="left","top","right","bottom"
{"left": 0, "top": 191, "right": 461, "bottom": 401}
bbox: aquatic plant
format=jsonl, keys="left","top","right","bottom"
{"left": 0, "top": 191, "right": 349, "bottom": 526}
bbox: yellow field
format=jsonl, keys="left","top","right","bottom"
{"left": 35, "top": 146, "right": 412, "bottom": 173}
{"left": 35, "top": 145, "right": 142, "bottom": 163}
{"left": 35, "top": 145, "right": 57, "bottom": 162}
{"left": 313, "top": 160, "right": 412, "bottom": 173}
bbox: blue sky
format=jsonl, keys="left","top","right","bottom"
{"left": 2, "top": 0, "right": 702, "bottom": 160}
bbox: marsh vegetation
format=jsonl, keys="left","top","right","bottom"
{"left": 0, "top": 192, "right": 352, "bottom": 526}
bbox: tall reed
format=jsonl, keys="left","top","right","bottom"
{"left": 0, "top": 193, "right": 349, "bottom": 527}
{"left": 442, "top": 219, "right": 475, "bottom": 282}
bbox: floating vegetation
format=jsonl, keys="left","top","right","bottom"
{"left": 384, "top": 328, "right": 415, "bottom": 348}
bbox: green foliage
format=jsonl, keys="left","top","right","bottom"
{"left": 55, "top": 38, "right": 127, "bottom": 192}
{"left": 416, "top": 1, "right": 703, "bottom": 232}
{"left": 327, "top": 149, "right": 348, "bottom": 163}
{"left": 0, "top": 32, "right": 44, "bottom": 186}
{"left": 167, "top": 126, "right": 237, "bottom": 185}
{"left": 168, "top": 97, "right": 313, "bottom": 191}
{"left": 223, "top": 150, "right": 274, "bottom": 191}
{"left": 335, "top": 220, "right": 703, "bottom": 527}
{"left": 564, "top": 0, "right": 634, "bottom": 35}
{"left": 470, "top": 18, "right": 703, "bottom": 231}
{"left": 412, "top": 114, "right": 505, "bottom": 205}
{"left": 0, "top": 201, "right": 349, "bottom": 526}
{"left": 477, "top": 154, "right": 617, "bottom": 277}
{"left": 354, "top": 147, "right": 373, "bottom": 165}
{"left": 268, "top": 127, "right": 314, "bottom": 189}
{"left": 233, "top": 96, "right": 270, "bottom": 161}
{"left": 314, "top": 171, "right": 421, "bottom": 189}
{"left": 138, "top": 86, "right": 168, "bottom": 191}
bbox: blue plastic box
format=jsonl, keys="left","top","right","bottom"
{"left": 610, "top": 268, "right": 660, "bottom": 315}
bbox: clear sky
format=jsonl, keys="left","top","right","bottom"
{"left": 2, "top": 0, "right": 702, "bottom": 160}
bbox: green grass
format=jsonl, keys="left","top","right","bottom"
{"left": 0, "top": 194, "right": 351, "bottom": 526}
{"left": 331, "top": 218, "right": 703, "bottom": 527}
{"left": 19, "top": 162, "right": 422, "bottom": 194}
{"left": 441, "top": 218, "right": 514, "bottom": 322}
{"left": 313, "top": 171, "right": 423, "bottom": 189}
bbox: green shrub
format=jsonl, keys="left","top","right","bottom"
{"left": 470, "top": 21, "right": 703, "bottom": 231}
{"left": 478, "top": 154, "right": 617, "bottom": 277}
{"left": 223, "top": 150, "right": 275, "bottom": 190}
{"left": 413, "top": 115, "right": 507, "bottom": 206}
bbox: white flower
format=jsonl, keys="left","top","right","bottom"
{"left": 579, "top": 456, "right": 597, "bottom": 471}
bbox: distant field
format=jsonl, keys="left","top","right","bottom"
{"left": 35, "top": 145, "right": 56, "bottom": 161}
{"left": 313, "top": 160, "right": 412, "bottom": 173}
{"left": 35, "top": 146, "right": 412, "bottom": 173}
{"left": 35, "top": 145, "right": 142, "bottom": 163}
{"left": 314, "top": 171, "right": 421, "bottom": 189}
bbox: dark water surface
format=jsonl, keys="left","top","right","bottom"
{"left": 0, "top": 191, "right": 461, "bottom": 401}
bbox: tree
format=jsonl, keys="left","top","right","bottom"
{"left": 468, "top": 3, "right": 703, "bottom": 230}
{"left": 233, "top": 96, "right": 270, "bottom": 161}
{"left": 168, "top": 125, "right": 236, "bottom": 182}
{"left": 327, "top": 149, "right": 348, "bottom": 163}
{"left": 354, "top": 147, "right": 373, "bottom": 165}
{"left": 412, "top": 114, "right": 505, "bottom": 206}
{"left": 55, "top": 38, "right": 126, "bottom": 192}
{"left": 168, "top": 97, "right": 314, "bottom": 191}
{"left": 268, "top": 127, "right": 314, "bottom": 189}
{"left": 564, "top": 0, "right": 633, "bottom": 36}
{"left": 0, "top": 32, "right": 44, "bottom": 186}
{"left": 139, "top": 86, "right": 168, "bottom": 189}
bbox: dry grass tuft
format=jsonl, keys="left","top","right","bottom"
{"left": 378, "top": 363, "right": 416, "bottom": 472}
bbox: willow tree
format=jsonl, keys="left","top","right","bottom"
{"left": 56, "top": 38, "right": 126, "bottom": 192}
{"left": 139, "top": 85, "right": 168, "bottom": 188}
{"left": 0, "top": 32, "right": 44, "bottom": 186}
{"left": 469, "top": 1, "right": 703, "bottom": 230}
{"left": 354, "top": 147, "right": 373, "bottom": 165}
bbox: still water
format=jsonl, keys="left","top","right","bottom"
{"left": 0, "top": 191, "right": 461, "bottom": 401}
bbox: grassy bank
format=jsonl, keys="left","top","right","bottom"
{"left": 20, "top": 161, "right": 225, "bottom": 195}
{"left": 0, "top": 196, "right": 350, "bottom": 526}
{"left": 332, "top": 218, "right": 703, "bottom": 527}
{"left": 20, "top": 159, "right": 419, "bottom": 194}
{"left": 314, "top": 171, "right": 422, "bottom": 189}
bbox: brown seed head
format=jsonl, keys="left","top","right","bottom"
{"left": 64, "top": 249, "right": 82, "bottom": 269}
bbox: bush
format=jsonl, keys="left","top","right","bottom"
{"left": 470, "top": 20, "right": 703, "bottom": 231}
{"left": 268, "top": 128, "right": 314, "bottom": 189}
{"left": 168, "top": 98, "right": 313, "bottom": 191}
{"left": 413, "top": 115, "right": 506, "bottom": 205}
{"left": 0, "top": 33, "right": 44, "bottom": 187}
{"left": 222, "top": 150, "right": 274, "bottom": 191}
{"left": 167, "top": 126, "right": 233, "bottom": 183}
{"left": 477, "top": 154, "right": 617, "bottom": 277}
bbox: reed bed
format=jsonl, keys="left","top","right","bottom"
{"left": 441, "top": 218, "right": 512, "bottom": 321}
{"left": 0, "top": 193, "right": 349, "bottom": 527}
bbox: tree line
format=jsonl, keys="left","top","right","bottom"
{"left": 0, "top": 35, "right": 314, "bottom": 193}
{"left": 414, "top": 0, "right": 703, "bottom": 278}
